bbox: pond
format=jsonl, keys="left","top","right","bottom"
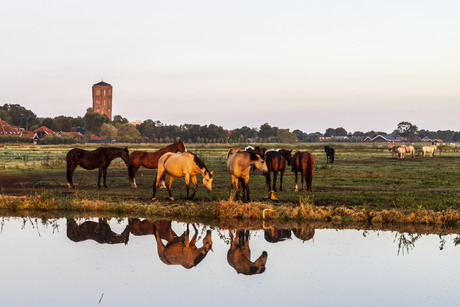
{"left": 1, "top": 216, "right": 459, "bottom": 307}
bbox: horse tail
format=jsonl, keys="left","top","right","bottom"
{"left": 265, "top": 154, "right": 272, "bottom": 188}
{"left": 306, "top": 153, "right": 315, "bottom": 192}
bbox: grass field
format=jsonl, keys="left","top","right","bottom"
{"left": 1, "top": 142, "right": 460, "bottom": 224}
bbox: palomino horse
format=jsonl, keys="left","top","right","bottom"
{"left": 324, "top": 146, "right": 335, "bottom": 164}
{"left": 226, "top": 148, "right": 241, "bottom": 160}
{"left": 152, "top": 151, "right": 213, "bottom": 201}
{"left": 227, "top": 151, "right": 268, "bottom": 201}
{"left": 397, "top": 146, "right": 407, "bottom": 159}
{"left": 129, "top": 139, "right": 187, "bottom": 188}
{"left": 422, "top": 144, "right": 437, "bottom": 157}
{"left": 291, "top": 151, "right": 315, "bottom": 192}
{"left": 66, "top": 147, "right": 133, "bottom": 188}
{"left": 388, "top": 144, "right": 407, "bottom": 158}
{"left": 265, "top": 149, "right": 292, "bottom": 192}
{"left": 406, "top": 145, "right": 415, "bottom": 158}
{"left": 227, "top": 230, "right": 268, "bottom": 275}
{"left": 245, "top": 146, "right": 266, "bottom": 172}
{"left": 154, "top": 223, "right": 213, "bottom": 269}
{"left": 66, "top": 218, "right": 131, "bottom": 245}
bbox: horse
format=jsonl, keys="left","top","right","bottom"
{"left": 66, "top": 218, "right": 131, "bottom": 245}
{"left": 397, "top": 146, "right": 406, "bottom": 159}
{"left": 264, "top": 228, "right": 291, "bottom": 243}
{"left": 153, "top": 223, "right": 213, "bottom": 269}
{"left": 129, "top": 139, "right": 187, "bottom": 188}
{"left": 406, "top": 145, "right": 415, "bottom": 158}
{"left": 422, "top": 144, "right": 437, "bottom": 157}
{"left": 227, "top": 151, "right": 268, "bottom": 201}
{"left": 245, "top": 146, "right": 266, "bottom": 172}
{"left": 128, "top": 219, "right": 183, "bottom": 241}
{"left": 66, "top": 147, "right": 133, "bottom": 188}
{"left": 324, "top": 146, "right": 335, "bottom": 164}
{"left": 291, "top": 151, "right": 315, "bottom": 192}
{"left": 227, "top": 230, "right": 268, "bottom": 275}
{"left": 152, "top": 151, "right": 213, "bottom": 201}
{"left": 226, "top": 148, "right": 241, "bottom": 160}
{"left": 265, "top": 149, "right": 292, "bottom": 192}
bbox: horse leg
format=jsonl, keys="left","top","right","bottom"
{"left": 97, "top": 168, "right": 103, "bottom": 188}
{"left": 159, "top": 172, "right": 167, "bottom": 189}
{"left": 66, "top": 162, "right": 77, "bottom": 189}
{"left": 279, "top": 170, "right": 284, "bottom": 191}
{"left": 266, "top": 170, "right": 271, "bottom": 192}
{"left": 102, "top": 167, "right": 108, "bottom": 188}
{"left": 131, "top": 166, "right": 140, "bottom": 188}
{"left": 294, "top": 170, "right": 298, "bottom": 192}
{"left": 272, "top": 170, "right": 278, "bottom": 192}
{"left": 167, "top": 175, "right": 175, "bottom": 201}
{"left": 189, "top": 175, "right": 199, "bottom": 200}
{"left": 185, "top": 174, "right": 191, "bottom": 199}
{"left": 152, "top": 169, "right": 165, "bottom": 200}
{"left": 244, "top": 178, "right": 250, "bottom": 202}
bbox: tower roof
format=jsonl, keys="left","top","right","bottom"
{"left": 93, "top": 81, "right": 111, "bottom": 87}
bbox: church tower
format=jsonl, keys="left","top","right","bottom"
{"left": 92, "top": 81, "right": 112, "bottom": 120}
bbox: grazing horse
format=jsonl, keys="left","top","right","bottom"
{"left": 152, "top": 151, "right": 213, "bottom": 201}
{"left": 406, "top": 145, "right": 415, "bottom": 158}
{"left": 324, "top": 146, "right": 335, "bottom": 164}
{"left": 66, "top": 147, "right": 133, "bottom": 188}
{"left": 129, "top": 139, "right": 187, "bottom": 188}
{"left": 388, "top": 144, "right": 406, "bottom": 158}
{"left": 291, "top": 151, "right": 315, "bottom": 192}
{"left": 226, "top": 148, "right": 241, "bottom": 160}
{"left": 66, "top": 218, "right": 131, "bottom": 245}
{"left": 265, "top": 150, "right": 291, "bottom": 192}
{"left": 397, "top": 146, "right": 406, "bottom": 159}
{"left": 422, "top": 144, "right": 437, "bottom": 157}
{"left": 154, "top": 223, "right": 213, "bottom": 269}
{"left": 227, "top": 230, "right": 268, "bottom": 275}
{"left": 227, "top": 151, "right": 268, "bottom": 201}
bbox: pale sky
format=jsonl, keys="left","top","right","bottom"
{"left": 1, "top": 0, "right": 458, "bottom": 134}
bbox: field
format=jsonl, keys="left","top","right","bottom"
{"left": 1, "top": 142, "right": 460, "bottom": 224}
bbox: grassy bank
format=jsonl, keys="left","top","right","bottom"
{"left": 1, "top": 142, "right": 460, "bottom": 225}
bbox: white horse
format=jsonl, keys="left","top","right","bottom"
{"left": 397, "top": 146, "right": 406, "bottom": 159}
{"left": 422, "top": 144, "right": 437, "bottom": 157}
{"left": 405, "top": 145, "right": 415, "bottom": 158}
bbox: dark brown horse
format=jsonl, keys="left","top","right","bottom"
{"left": 265, "top": 149, "right": 292, "bottom": 192}
{"left": 129, "top": 139, "right": 187, "bottom": 188}
{"left": 66, "top": 218, "right": 131, "bottom": 245}
{"left": 227, "top": 230, "right": 268, "bottom": 275}
{"left": 291, "top": 151, "right": 315, "bottom": 192}
{"left": 66, "top": 147, "right": 133, "bottom": 188}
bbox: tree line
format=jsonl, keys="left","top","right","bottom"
{"left": 1, "top": 103, "right": 459, "bottom": 143}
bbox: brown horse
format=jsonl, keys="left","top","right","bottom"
{"left": 227, "top": 151, "right": 268, "bottom": 201}
{"left": 154, "top": 223, "right": 213, "bottom": 269}
{"left": 227, "top": 230, "right": 268, "bottom": 275}
{"left": 129, "top": 219, "right": 184, "bottom": 242}
{"left": 129, "top": 139, "right": 187, "bottom": 188}
{"left": 152, "top": 151, "right": 213, "bottom": 201}
{"left": 66, "top": 147, "right": 133, "bottom": 188}
{"left": 226, "top": 147, "right": 241, "bottom": 160}
{"left": 66, "top": 218, "right": 131, "bottom": 245}
{"left": 264, "top": 149, "right": 292, "bottom": 192}
{"left": 291, "top": 151, "right": 315, "bottom": 192}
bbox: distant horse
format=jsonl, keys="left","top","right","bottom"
{"left": 406, "top": 145, "right": 415, "bottom": 158}
{"left": 129, "top": 139, "right": 187, "bottom": 188}
{"left": 397, "top": 146, "right": 406, "bottom": 159}
{"left": 227, "top": 230, "right": 268, "bottom": 275}
{"left": 152, "top": 151, "right": 213, "bottom": 201}
{"left": 226, "top": 148, "right": 241, "bottom": 160}
{"left": 291, "top": 151, "right": 315, "bottom": 192}
{"left": 422, "top": 144, "right": 437, "bottom": 157}
{"left": 154, "top": 223, "right": 213, "bottom": 269}
{"left": 324, "top": 146, "right": 335, "bottom": 164}
{"left": 66, "top": 218, "right": 131, "bottom": 245}
{"left": 66, "top": 147, "right": 133, "bottom": 188}
{"left": 227, "top": 151, "right": 268, "bottom": 201}
{"left": 265, "top": 149, "right": 292, "bottom": 192}
{"left": 388, "top": 144, "right": 406, "bottom": 158}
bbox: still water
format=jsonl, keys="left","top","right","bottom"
{"left": 1, "top": 216, "right": 459, "bottom": 307}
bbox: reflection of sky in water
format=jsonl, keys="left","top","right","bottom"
{"left": 0, "top": 218, "right": 459, "bottom": 307}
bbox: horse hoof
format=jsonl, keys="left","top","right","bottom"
{"left": 152, "top": 198, "right": 156, "bottom": 201}
{"left": 169, "top": 197, "right": 175, "bottom": 201}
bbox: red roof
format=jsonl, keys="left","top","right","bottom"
{"left": 90, "top": 134, "right": 102, "bottom": 141}
{"left": 34, "top": 126, "right": 56, "bottom": 135}
{"left": 0, "top": 119, "right": 22, "bottom": 136}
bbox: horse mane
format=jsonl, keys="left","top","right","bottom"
{"left": 248, "top": 151, "right": 262, "bottom": 161}
{"left": 192, "top": 153, "right": 212, "bottom": 177}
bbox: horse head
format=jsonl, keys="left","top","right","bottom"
{"left": 251, "top": 153, "right": 268, "bottom": 175}
{"left": 202, "top": 171, "right": 213, "bottom": 193}
{"left": 178, "top": 138, "right": 187, "bottom": 152}
{"left": 280, "top": 149, "right": 292, "bottom": 166}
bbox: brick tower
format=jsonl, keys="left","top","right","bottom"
{"left": 92, "top": 81, "right": 112, "bottom": 120}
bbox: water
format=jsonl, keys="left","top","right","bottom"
{"left": 0, "top": 216, "right": 459, "bottom": 307}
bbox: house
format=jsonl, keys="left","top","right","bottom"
{"left": 0, "top": 119, "right": 22, "bottom": 136}
{"left": 87, "top": 134, "right": 103, "bottom": 143}
{"left": 34, "top": 126, "right": 58, "bottom": 139}
{"left": 370, "top": 134, "right": 404, "bottom": 143}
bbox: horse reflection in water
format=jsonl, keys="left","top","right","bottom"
{"left": 153, "top": 222, "right": 213, "bottom": 269}
{"left": 264, "top": 227, "right": 315, "bottom": 243}
{"left": 66, "top": 218, "right": 131, "bottom": 244}
{"left": 227, "top": 230, "right": 268, "bottom": 275}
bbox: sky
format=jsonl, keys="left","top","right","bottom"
{"left": 1, "top": 0, "right": 458, "bottom": 134}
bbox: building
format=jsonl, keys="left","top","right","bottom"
{"left": 92, "top": 81, "right": 113, "bottom": 120}
{"left": 0, "top": 119, "right": 22, "bottom": 136}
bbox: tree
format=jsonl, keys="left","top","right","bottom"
{"left": 83, "top": 109, "right": 110, "bottom": 134}
{"left": 395, "top": 121, "right": 418, "bottom": 141}
{"left": 0, "top": 110, "right": 13, "bottom": 124}
{"left": 112, "top": 115, "right": 129, "bottom": 125}
{"left": 324, "top": 128, "right": 336, "bottom": 137}
{"left": 335, "top": 127, "right": 348, "bottom": 136}
{"left": 259, "top": 123, "right": 274, "bottom": 139}
{"left": 42, "top": 117, "right": 55, "bottom": 130}
{"left": 53, "top": 116, "right": 72, "bottom": 132}
{"left": 117, "top": 123, "right": 140, "bottom": 138}
{"left": 277, "top": 129, "right": 297, "bottom": 143}
{"left": 1, "top": 103, "right": 38, "bottom": 129}
{"left": 99, "top": 123, "right": 118, "bottom": 139}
